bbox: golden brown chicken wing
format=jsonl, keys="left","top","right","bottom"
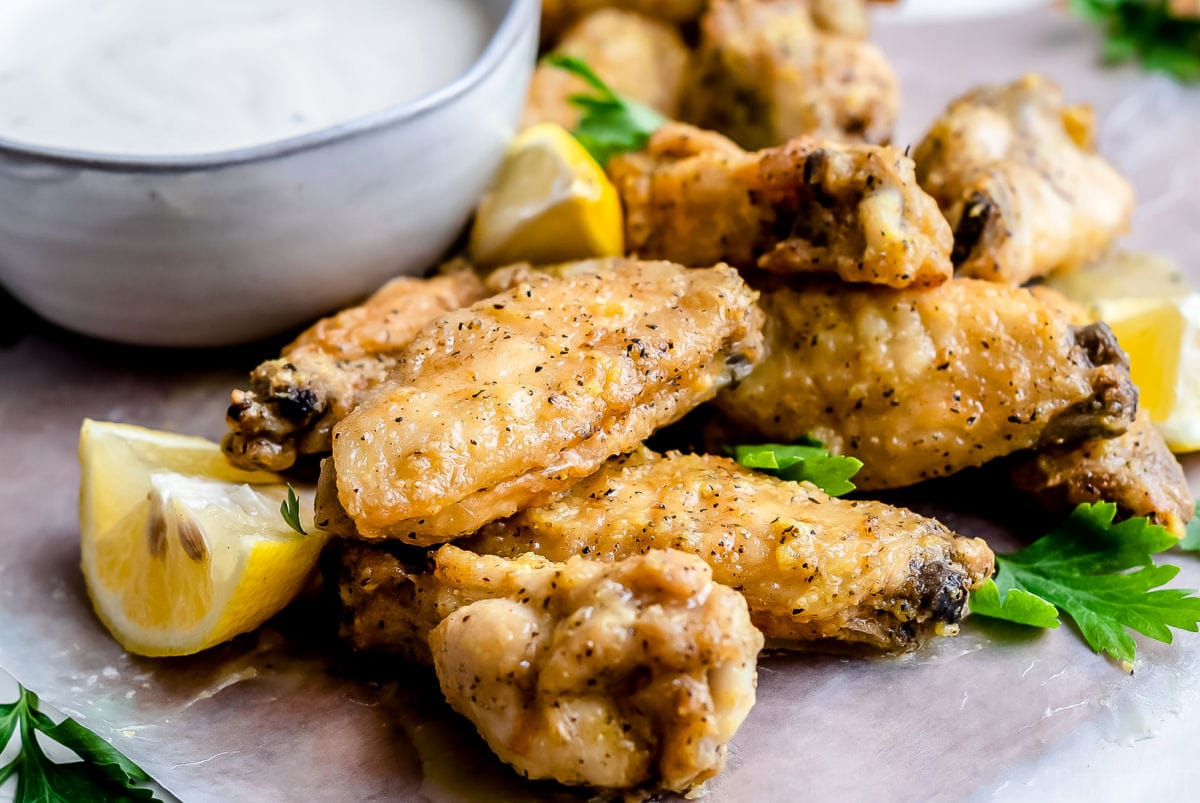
{"left": 715, "top": 278, "right": 1138, "bottom": 490}
{"left": 316, "top": 258, "right": 764, "bottom": 544}
{"left": 336, "top": 543, "right": 761, "bottom": 793}
{"left": 1011, "top": 410, "right": 1194, "bottom": 538}
{"left": 222, "top": 267, "right": 485, "bottom": 472}
{"left": 683, "top": 0, "right": 898, "bottom": 148}
{"left": 522, "top": 9, "right": 691, "bottom": 130}
{"left": 913, "top": 74, "right": 1134, "bottom": 285}
{"left": 459, "top": 448, "right": 994, "bottom": 651}
{"left": 608, "top": 122, "right": 953, "bottom": 287}
{"left": 540, "top": 0, "right": 707, "bottom": 43}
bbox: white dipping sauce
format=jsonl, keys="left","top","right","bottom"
{"left": 0, "top": 0, "right": 490, "bottom": 155}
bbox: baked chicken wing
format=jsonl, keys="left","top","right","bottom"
{"left": 522, "top": 9, "right": 690, "bottom": 130}
{"left": 1011, "top": 410, "right": 1194, "bottom": 538}
{"left": 339, "top": 544, "right": 763, "bottom": 794}
{"left": 222, "top": 267, "right": 485, "bottom": 472}
{"left": 715, "top": 278, "right": 1138, "bottom": 490}
{"left": 608, "top": 122, "right": 953, "bottom": 287}
{"left": 316, "top": 258, "right": 765, "bottom": 543}
{"left": 913, "top": 73, "right": 1134, "bottom": 285}
{"left": 540, "top": 0, "right": 707, "bottom": 43}
{"left": 683, "top": 0, "right": 898, "bottom": 148}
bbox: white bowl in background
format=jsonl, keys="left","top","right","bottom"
{"left": 0, "top": 0, "right": 538, "bottom": 347}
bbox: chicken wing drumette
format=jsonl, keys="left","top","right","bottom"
{"left": 608, "top": 123, "right": 953, "bottom": 287}
{"left": 683, "top": 0, "right": 898, "bottom": 148}
{"left": 222, "top": 267, "right": 485, "bottom": 472}
{"left": 316, "top": 258, "right": 764, "bottom": 543}
{"left": 913, "top": 73, "right": 1134, "bottom": 285}
{"left": 339, "top": 544, "right": 763, "bottom": 794}
{"left": 715, "top": 278, "right": 1138, "bottom": 490}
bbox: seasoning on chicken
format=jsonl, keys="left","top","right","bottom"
{"left": 522, "top": 8, "right": 690, "bottom": 130}
{"left": 913, "top": 73, "right": 1135, "bottom": 285}
{"left": 460, "top": 448, "right": 994, "bottom": 651}
{"left": 316, "top": 258, "right": 765, "bottom": 543}
{"left": 683, "top": 0, "right": 898, "bottom": 148}
{"left": 338, "top": 543, "right": 763, "bottom": 794}
{"left": 1011, "top": 410, "right": 1195, "bottom": 538}
{"left": 715, "top": 278, "right": 1138, "bottom": 490}
{"left": 222, "top": 266, "right": 485, "bottom": 472}
{"left": 608, "top": 122, "right": 952, "bottom": 287}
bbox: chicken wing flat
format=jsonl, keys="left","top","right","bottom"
{"left": 338, "top": 544, "right": 762, "bottom": 793}
{"left": 608, "top": 122, "right": 953, "bottom": 287}
{"left": 222, "top": 267, "right": 485, "bottom": 472}
{"left": 316, "top": 258, "right": 765, "bottom": 543}
{"left": 715, "top": 278, "right": 1138, "bottom": 490}
{"left": 460, "top": 448, "right": 994, "bottom": 651}
{"left": 683, "top": 0, "right": 898, "bottom": 148}
{"left": 1011, "top": 410, "right": 1195, "bottom": 538}
{"left": 522, "top": 9, "right": 690, "bottom": 130}
{"left": 913, "top": 73, "right": 1134, "bottom": 285}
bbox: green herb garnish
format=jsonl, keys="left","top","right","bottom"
{"left": 729, "top": 438, "right": 864, "bottom": 497}
{"left": 541, "top": 54, "right": 666, "bottom": 166}
{"left": 969, "top": 502, "right": 1200, "bottom": 665}
{"left": 1071, "top": 0, "right": 1200, "bottom": 82}
{"left": 280, "top": 484, "right": 307, "bottom": 535}
{"left": 1178, "top": 501, "right": 1200, "bottom": 551}
{"left": 0, "top": 683, "right": 159, "bottom": 802}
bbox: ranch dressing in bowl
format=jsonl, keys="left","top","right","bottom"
{"left": 0, "top": 0, "right": 490, "bottom": 156}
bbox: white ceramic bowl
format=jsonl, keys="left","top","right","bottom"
{"left": 0, "top": 0, "right": 538, "bottom": 347}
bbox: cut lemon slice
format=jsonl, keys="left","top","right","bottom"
{"left": 1046, "top": 250, "right": 1192, "bottom": 307}
{"left": 469, "top": 123, "right": 623, "bottom": 267}
{"left": 1095, "top": 295, "right": 1200, "bottom": 453}
{"left": 79, "top": 419, "right": 329, "bottom": 656}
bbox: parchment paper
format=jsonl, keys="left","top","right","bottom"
{"left": 3, "top": 7, "right": 1200, "bottom": 802}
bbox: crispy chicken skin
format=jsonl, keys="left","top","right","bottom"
{"left": 913, "top": 73, "right": 1134, "bottom": 285}
{"left": 609, "top": 122, "right": 953, "bottom": 287}
{"left": 683, "top": 0, "right": 898, "bottom": 148}
{"left": 317, "top": 258, "right": 765, "bottom": 544}
{"left": 522, "top": 9, "right": 691, "bottom": 130}
{"left": 1012, "top": 410, "right": 1195, "bottom": 538}
{"left": 222, "top": 268, "right": 485, "bottom": 472}
{"left": 716, "top": 278, "right": 1138, "bottom": 490}
{"left": 337, "top": 544, "right": 762, "bottom": 793}
{"left": 540, "top": 0, "right": 707, "bottom": 43}
{"left": 461, "top": 448, "right": 994, "bottom": 651}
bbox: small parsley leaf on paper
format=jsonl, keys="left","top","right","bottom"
{"left": 969, "top": 502, "right": 1200, "bottom": 665}
{"left": 541, "top": 54, "right": 666, "bottom": 166}
{"left": 280, "top": 484, "right": 307, "bottom": 535}
{"left": 729, "top": 439, "right": 864, "bottom": 497}
{"left": 0, "top": 683, "right": 159, "bottom": 802}
{"left": 1071, "top": 0, "right": 1200, "bottom": 83}
{"left": 1178, "top": 501, "right": 1200, "bottom": 551}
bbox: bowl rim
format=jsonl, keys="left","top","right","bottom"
{"left": 0, "top": 0, "right": 539, "bottom": 174}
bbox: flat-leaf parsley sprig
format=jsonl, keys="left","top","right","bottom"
{"left": 280, "top": 483, "right": 307, "bottom": 535}
{"left": 0, "top": 683, "right": 159, "bottom": 802}
{"left": 541, "top": 54, "right": 666, "bottom": 166}
{"left": 728, "top": 438, "right": 864, "bottom": 497}
{"left": 969, "top": 502, "right": 1200, "bottom": 666}
{"left": 1071, "top": 0, "right": 1200, "bottom": 82}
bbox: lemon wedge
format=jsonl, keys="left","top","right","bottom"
{"left": 1095, "top": 296, "right": 1200, "bottom": 453}
{"left": 469, "top": 123, "right": 623, "bottom": 267}
{"left": 1046, "top": 251, "right": 1191, "bottom": 305}
{"left": 79, "top": 419, "right": 329, "bottom": 657}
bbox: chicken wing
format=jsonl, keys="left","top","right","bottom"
{"left": 682, "top": 0, "right": 898, "bottom": 148}
{"left": 316, "top": 258, "right": 765, "bottom": 543}
{"left": 913, "top": 73, "right": 1134, "bottom": 285}
{"left": 222, "top": 267, "right": 485, "bottom": 472}
{"left": 715, "top": 278, "right": 1138, "bottom": 490}
{"left": 459, "top": 448, "right": 994, "bottom": 651}
{"left": 522, "top": 9, "right": 691, "bottom": 130}
{"left": 338, "top": 544, "right": 763, "bottom": 793}
{"left": 540, "top": 0, "right": 707, "bottom": 43}
{"left": 608, "top": 122, "right": 953, "bottom": 287}
{"left": 1011, "top": 410, "right": 1195, "bottom": 538}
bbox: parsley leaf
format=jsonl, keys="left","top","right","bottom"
{"left": 541, "top": 54, "right": 666, "bottom": 166}
{"left": 0, "top": 684, "right": 159, "bottom": 802}
{"left": 1071, "top": 0, "right": 1200, "bottom": 82}
{"left": 729, "top": 439, "right": 864, "bottom": 496}
{"left": 280, "top": 484, "right": 307, "bottom": 535}
{"left": 969, "top": 502, "right": 1200, "bottom": 664}
{"left": 1178, "top": 501, "right": 1200, "bottom": 551}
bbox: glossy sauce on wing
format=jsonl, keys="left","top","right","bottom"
{"left": 0, "top": 0, "right": 489, "bottom": 155}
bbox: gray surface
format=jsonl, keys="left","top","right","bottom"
{"left": 2, "top": 7, "right": 1200, "bottom": 802}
